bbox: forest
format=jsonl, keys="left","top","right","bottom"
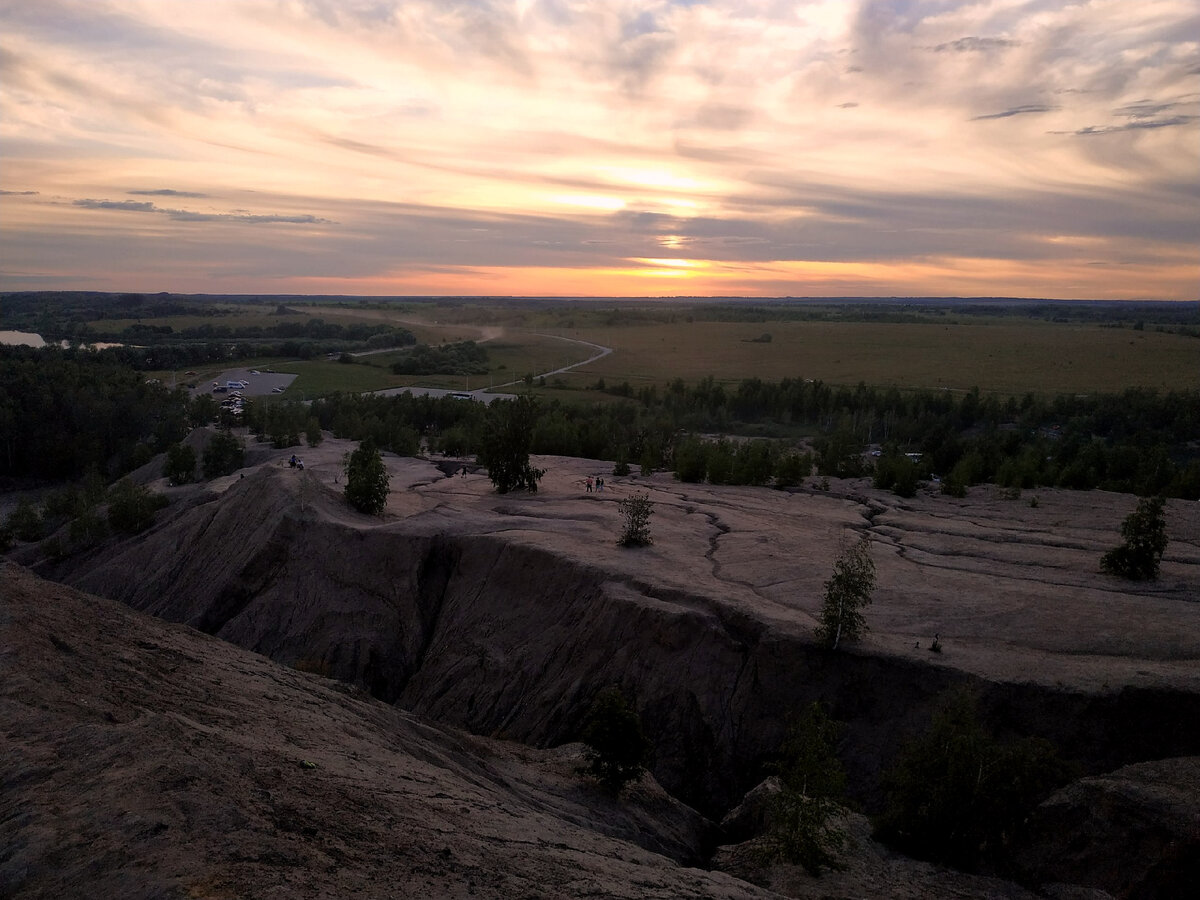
{"left": 4, "top": 344, "right": 1196, "bottom": 502}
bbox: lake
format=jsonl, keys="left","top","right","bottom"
{"left": 0, "top": 331, "right": 124, "bottom": 349}
{"left": 0, "top": 330, "right": 47, "bottom": 347}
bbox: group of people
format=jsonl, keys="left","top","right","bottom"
{"left": 585, "top": 475, "right": 605, "bottom": 493}
{"left": 288, "top": 454, "right": 305, "bottom": 470}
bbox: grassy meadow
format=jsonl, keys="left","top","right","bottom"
{"left": 118, "top": 299, "right": 1199, "bottom": 399}
{"left": 297, "top": 304, "right": 1200, "bottom": 397}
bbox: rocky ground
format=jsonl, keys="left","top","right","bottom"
{"left": 5, "top": 430, "right": 1200, "bottom": 898}
{"left": 3, "top": 562, "right": 770, "bottom": 899}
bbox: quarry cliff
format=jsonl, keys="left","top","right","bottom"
{"left": 11, "top": 434, "right": 1200, "bottom": 898}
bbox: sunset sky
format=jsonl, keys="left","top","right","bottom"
{"left": 1, "top": 0, "right": 1197, "bottom": 299}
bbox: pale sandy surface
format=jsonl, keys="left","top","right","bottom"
{"left": 181, "top": 432, "right": 1200, "bottom": 695}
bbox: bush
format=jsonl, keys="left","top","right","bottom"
{"left": 774, "top": 450, "right": 812, "bottom": 489}
{"left": 1101, "top": 496, "right": 1167, "bottom": 580}
{"left": 6, "top": 498, "right": 44, "bottom": 542}
{"left": 164, "top": 442, "right": 196, "bottom": 484}
{"left": 69, "top": 506, "right": 110, "bottom": 548}
{"left": 617, "top": 493, "right": 654, "bottom": 547}
{"left": 875, "top": 687, "right": 1070, "bottom": 871}
{"left": 305, "top": 418, "right": 323, "bottom": 448}
{"left": 814, "top": 534, "right": 876, "bottom": 650}
{"left": 344, "top": 438, "right": 390, "bottom": 515}
{"left": 202, "top": 430, "right": 244, "bottom": 478}
{"left": 107, "top": 478, "right": 168, "bottom": 534}
{"left": 578, "top": 687, "right": 649, "bottom": 796}
{"left": 763, "top": 703, "right": 847, "bottom": 875}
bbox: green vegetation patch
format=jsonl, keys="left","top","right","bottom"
{"left": 562, "top": 320, "right": 1200, "bottom": 396}
{"left": 284, "top": 359, "right": 405, "bottom": 397}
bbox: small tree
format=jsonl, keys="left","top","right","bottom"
{"left": 875, "top": 687, "right": 1069, "bottom": 871}
{"left": 344, "top": 438, "right": 390, "bottom": 515}
{"left": 107, "top": 478, "right": 168, "bottom": 535}
{"left": 617, "top": 493, "right": 654, "bottom": 547}
{"left": 305, "top": 417, "right": 324, "bottom": 448}
{"left": 69, "top": 505, "right": 109, "bottom": 548}
{"left": 477, "top": 394, "right": 544, "bottom": 494}
{"left": 815, "top": 534, "right": 876, "bottom": 650}
{"left": 164, "top": 442, "right": 196, "bottom": 484}
{"left": 764, "top": 702, "right": 847, "bottom": 876}
{"left": 202, "top": 430, "right": 244, "bottom": 478}
{"left": 579, "top": 686, "right": 649, "bottom": 796}
{"left": 1101, "top": 496, "right": 1168, "bottom": 580}
{"left": 6, "top": 498, "right": 44, "bottom": 543}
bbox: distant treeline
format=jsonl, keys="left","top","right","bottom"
{"left": 1, "top": 292, "right": 228, "bottom": 335}
{"left": 3, "top": 345, "right": 1198, "bottom": 500}
{"left": 0, "top": 292, "right": 416, "bottom": 359}
{"left": 279, "top": 376, "right": 1199, "bottom": 499}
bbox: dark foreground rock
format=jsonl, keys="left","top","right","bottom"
{"left": 1014, "top": 756, "right": 1200, "bottom": 900}
{"left": 0, "top": 561, "right": 773, "bottom": 899}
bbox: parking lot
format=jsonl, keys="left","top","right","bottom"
{"left": 192, "top": 368, "right": 298, "bottom": 397}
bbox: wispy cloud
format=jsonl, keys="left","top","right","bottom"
{"left": 74, "top": 198, "right": 332, "bottom": 225}
{"left": 932, "top": 36, "right": 1019, "bottom": 53}
{"left": 128, "top": 189, "right": 208, "bottom": 198}
{"left": 1, "top": 0, "right": 1197, "bottom": 299}
{"left": 973, "top": 104, "right": 1058, "bottom": 120}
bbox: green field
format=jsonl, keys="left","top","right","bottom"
{"left": 297, "top": 305, "right": 1200, "bottom": 397}
{"left": 109, "top": 299, "right": 1200, "bottom": 399}
{"left": 554, "top": 320, "right": 1199, "bottom": 395}
{"left": 281, "top": 359, "right": 405, "bottom": 397}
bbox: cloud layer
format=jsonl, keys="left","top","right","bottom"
{"left": 1, "top": 0, "right": 1197, "bottom": 298}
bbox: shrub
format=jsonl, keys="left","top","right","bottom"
{"left": 1101, "top": 496, "right": 1167, "bottom": 580}
{"left": 875, "top": 687, "right": 1070, "bottom": 871}
{"left": 774, "top": 450, "right": 812, "bottom": 489}
{"left": 617, "top": 493, "right": 654, "bottom": 547}
{"left": 107, "top": 478, "right": 168, "bottom": 534}
{"left": 69, "top": 506, "right": 109, "bottom": 547}
{"left": 305, "top": 418, "right": 323, "bottom": 448}
{"left": 202, "top": 430, "right": 244, "bottom": 478}
{"left": 6, "top": 498, "right": 44, "bottom": 542}
{"left": 164, "top": 442, "right": 196, "bottom": 484}
{"left": 578, "top": 686, "right": 649, "bottom": 796}
{"left": 344, "top": 438, "right": 390, "bottom": 515}
{"left": 763, "top": 703, "right": 847, "bottom": 875}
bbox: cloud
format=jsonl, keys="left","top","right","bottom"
{"left": 973, "top": 104, "right": 1058, "bottom": 120}
{"left": 1074, "top": 116, "right": 1197, "bottom": 136}
{"left": 73, "top": 198, "right": 333, "bottom": 225}
{"left": 128, "top": 189, "right": 208, "bottom": 198}
{"left": 74, "top": 199, "right": 157, "bottom": 212}
{"left": 0, "top": 189, "right": 39, "bottom": 196}
{"left": 932, "top": 36, "right": 1018, "bottom": 53}
{"left": 2, "top": 0, "right": 1197, "bottom": 299}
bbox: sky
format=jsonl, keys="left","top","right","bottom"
{"left": 1, "top": 0, "right": 1197, "bottom": 300}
